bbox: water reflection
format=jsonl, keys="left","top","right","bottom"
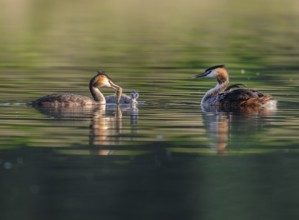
{"left": 90, "top": 105, "right": 138, "bottom": 155}
{"left": 201, "top": 106, "right": 277, "bottom": 155}
{"left": 202, "top": 112, "right": 229, "bottom": 155}
{"left": 33, "top": 104, "right": 138, "bottom": 152}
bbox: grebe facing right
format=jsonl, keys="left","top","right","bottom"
{"left": 193, "top": 65, "right": 277, "bottom": 110}
{"left": 32, "top": 71, "right": 123, "bottom": 108}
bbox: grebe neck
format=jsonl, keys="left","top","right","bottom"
{"left": 201, "top": 81, "right": 228, "bottom": 106}
{"left": 89, "top": 84, "right": 106, "bottom": 104}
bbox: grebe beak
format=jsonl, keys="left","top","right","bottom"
{"left": 192, "top": 71, "right": 210, "bottom": 79}
{"left": 109, "top": 80, "right": 122, "bottom": 104}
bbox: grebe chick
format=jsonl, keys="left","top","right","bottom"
{"left": 105, "top": 90, "right": 139, "bottom": 105}
{"left": 31, "top": 71, "right": 122, "bottom": 108}
{"left": 193, "top": 65, "right": 276, "bottom": 109}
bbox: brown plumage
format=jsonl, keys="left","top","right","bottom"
{"left": 219, "top": 88, "right": 273, "bottom": 107}
{"left": 193, "top": 65, "right": 277, "bottom": 110}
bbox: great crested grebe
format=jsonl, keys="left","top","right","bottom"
{"left": 193, "top": 65, "right": 277, "bottom": 109}
{"left": 31, "top": 71, "right": 137, "bottom": 108}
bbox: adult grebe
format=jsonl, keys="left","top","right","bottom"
{"left": 31, "top": 71, "right": 123, "bottom": 108}
{"left": 193, "top": 65, "right": 277, "bottom": 109}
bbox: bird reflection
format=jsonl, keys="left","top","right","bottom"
{"left": 89, "top": 105, "right": 138, "bottom": 155}
{"left": 201, "top": 105, "right": 276, "bottom": 155}
{"left": 202, "top": 112, "right": 229, "bottom": 155}
{"left": 89, "top": 105, "right": 121, "bottom": 155}
{"left": 33, "top": 104, "right": 138, "bottom": 155}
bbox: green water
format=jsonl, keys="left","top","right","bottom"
{"left": 1, "top": 0, "right": 299, "bottom": 219}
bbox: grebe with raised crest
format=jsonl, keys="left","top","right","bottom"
{"left": 31, "top": 71, "right": 138, "bottom": 108}
{"left": 193, "top": 65, "right": 277, "bottom": 110}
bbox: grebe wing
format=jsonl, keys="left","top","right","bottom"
{"left": 222, "top": 89, "right": 260, "bottom": 100}
{"left": 220, "top": 89, "right": 273, "bottom": 106}
{"left": 224, "top": 83, "right": 246, "bottom": 92}
{"left": 32, "top": 93, "right": 95, "bottom": 107}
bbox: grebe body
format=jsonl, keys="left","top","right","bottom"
{"left": 193, "top": 65, "right": 276, "bottom": 110}
{"left": 32, "top": 93, "right": 97, "bottom": 108}
{"left": 32, "top": 71, "right": 124, "bottom": 108}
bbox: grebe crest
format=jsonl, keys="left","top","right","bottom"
{"left": 90, "top": 71, "right": 112, "bottom": 88}
{"left": 193, "top": 65, "right": 276, "bottom": 110}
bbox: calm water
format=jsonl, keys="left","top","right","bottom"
{"left": 1, "top": 0, "right": 299, "bottom": 219}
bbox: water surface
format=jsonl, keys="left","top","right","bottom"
{"left": 1, "top": 0, "right": 299, "bottom": 220}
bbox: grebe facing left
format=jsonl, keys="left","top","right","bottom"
{"left": 31, "top": 71, "right": 122, "bottom": 108}
{"left": 193, "top": 65, "right": 277, "bottom": 110}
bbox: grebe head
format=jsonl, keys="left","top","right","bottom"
{"left": 193, "top": 64, "right": 229, "bottom": 84}
{"left": 90, "top": 71, "right": 123, "bottom": 104}
{"left": 90, "top": 71, "right": 113, "bottom": 87}
{"left": 130, "top": 90, "right": 139, "bottom": 100}
{"left": 130, "top": 90, "right": 139, "bottom": 105}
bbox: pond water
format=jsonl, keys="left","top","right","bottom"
{"left": 1, "top": 0, "right": 299, "bottom": 219}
